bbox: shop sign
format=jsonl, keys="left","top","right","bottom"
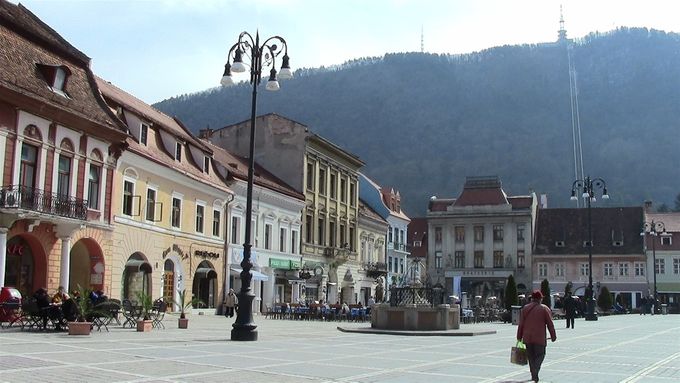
{"left": 269, "top": 258, "right": 291, "bottom": 269}
{"left": 453, "top": 269, "right": 512, "bottom": 278}
{"left": 290, "top": 260, "right": 302, "bottom": 269}
{"left": 195, "top": 250, "right": 220, "bottom": 259}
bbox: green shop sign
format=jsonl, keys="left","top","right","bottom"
{"left": 269, "top": 258, "right": 292, "bottom": 269}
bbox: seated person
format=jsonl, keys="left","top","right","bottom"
{"left": 341, "top": 302, "right": 350, "bottom": 314}
{"left": 34, "top": 288, "right": 64, "bottom": 330}
{"left": 52, "top": 286, "right": 68, "bottom": 305}
{"left": 61, "top": 298, "right": 78, "bottom": 322}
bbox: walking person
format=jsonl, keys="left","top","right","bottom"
{"left": 225, "top": 289, "right": 238, "bottom": 318}
{"left": 517, "top": 290, "right": 557, "bottom": 383}
{"left": 564, "top": 292, "right": 576, "bottom": 329}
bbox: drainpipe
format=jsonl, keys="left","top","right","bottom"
{"left": 222, "top": 192, "right": 235, "bottom": 313}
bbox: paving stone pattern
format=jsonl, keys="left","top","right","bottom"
{"left": 0, "top": 313, "right": 678, "bottom": 382}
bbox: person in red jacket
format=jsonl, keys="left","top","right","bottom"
{"left": 516, "top": 290, "right": 557, "bottom": 383}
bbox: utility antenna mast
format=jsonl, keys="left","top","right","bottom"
{"left": 421, "top": 25, "right": 424, "bottom": 53}
{"left": 561, "top": 6, "right": 585, "bottom": 207}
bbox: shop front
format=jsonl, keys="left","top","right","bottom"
{"left": 3, "top": 232, "right": 47, "bottom": 298}
{"left": 68, "top": 238, "right": 105, "bottom": 294}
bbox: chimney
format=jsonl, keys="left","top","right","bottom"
{"left": 198, "top": 128, "right": 213, "bottom": 139}
{"left": 540, "top": 194, "right": 548, "bottom": 209}
{"left": 644, "top": 200, "right": 653, "bottom": 212}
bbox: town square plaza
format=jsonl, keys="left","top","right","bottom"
{"left": 0, "top": 313, "right": 678, "bottom": 383}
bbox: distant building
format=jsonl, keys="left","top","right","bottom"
{"left": 642, "top": 205, "right": 679, "bottom": 313}
{"left": 201, "top": 114, "right": 364, "bottom": 305}
{"left": 426, "top": 176, "right": 537, "bottom": 307}
{"left": 533, "top": 206, "right": 646, "bottom": 309}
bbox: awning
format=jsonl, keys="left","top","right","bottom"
{"left": 230, "top": 267, "right": 269, "bottom": 281}
{"left": 125, "top": 259, "right": 152, "bottom": 273}
{"left": 195, "top": 267, "right": 218, "bottom": 279}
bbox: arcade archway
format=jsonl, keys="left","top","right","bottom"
{"left": 122, "top": 252, "right": 152, "bottom": 300}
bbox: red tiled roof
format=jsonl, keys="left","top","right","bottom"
{"left": 204, "top": 140, "right": 304, "bottom": 201}
{"left": 408, "top": 217, "right": 428, "bottom": 258}
{"left": 428, "top": 198, "right": 455, "bottom": 212}
{"left": 0, "top": 2, "right": 126, "bottom": 137}
{"left": 453, "top": 176, "right": 508, "bottom": 206}
{"left": 508, "top": 196, "right": 533, "bottom": 209}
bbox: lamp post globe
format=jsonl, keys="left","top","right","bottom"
{"left": 641, "top": 220, "right": 666, "bottom": 313}
{"left": 571, "top": 176, "right": 608, "bottom": 321}
{"left": 220, "top": 31, "right": 291, "bottom": 341}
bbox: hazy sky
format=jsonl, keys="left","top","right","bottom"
{"left": 15, "top": 0, "right": 680, "bottom": 104}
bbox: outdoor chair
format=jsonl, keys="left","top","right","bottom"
{"left": 151, "top": 300, "right": 167, "bottom": 329}
{"left": 121, "top": 299, "right": 138, "bottom": 328}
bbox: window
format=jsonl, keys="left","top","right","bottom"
{"left": 454, "top": 251, "right": 465, "bottom": 268}
{"left": 661, "top": 236, "right": 672, "bottom": 246}
{"left": 583, "top": 240, "right": 593, "bottom": 247}
{"left": 340, "top": 223, "right": 346, "bottom": 246}
{"left": 264, "top": 223, "right": 272, "bottom": 250}
{"left": 635, "top": 262, "right": 645, "bottom": 277}
{"left": 279, "top": 228, "right": 287, "bottom": 252}
{"left": 474, "top": 251, "right": 484, "bottom": 268}
{"left": 122, "top": 181, "right": 134, "bottom": 216}
{"left": 674, "top": 258, "right": 680, "bottom": 274}
{"left": 37, "top": 64, "right": 70, "bottom": 94}
{"left": 493, "top": 225, "right": 504, "bottom": 241}
{"left": 555, "top": 263, "right": 565, "bottom": 277}
{"left": 349, "top": 226, "right": 356, "bottom": 251}
{"left": 619, "top": 262, "right": 629, "bottom": 277}
{"left": 317, "top": 217, "right": 325, "bottom": 246}
{"left": 393, "top": 257, "right": 398, "bottom": 272}
{"left": 204, "top": 156, "right": 210, "bottom": 174}
{"left": 340, "top": 178, "right": 347, "bottom": 202}
{"left": 604, "top": 263, "right": 613, "bottom": 277}
{"left": 195, "top": 204, "right": 204, "bottom": 233}
{"left": 517, "top": 250, "right": 525, "bottom": 269}
{"left": 291, "top": 230, "right": 298, "bottom": 254}
{"left": 330, "top": 173, "right": 337, "bottom": 199}
{"left": 53, "top": 67, "right": 68, "bottom": 91}
{"left": 455, "top": 226, "right": 465, "bottom": 242}
{"left": 87, "top": 164, "right": 101, "bottom": 209}
{"left": 493, "top": 251, "right": 504, "bottom": 268}
{"left": 20, "top": 143, "right": 38, "bottom": 188}
{"left": 388, "top": 226, "right": 393, "bottom": 243}
{"left": 329, "top": 221, "right": 336, "bottom": 247}
{"left": 231, "top": 216, "right": 240, "bottom": 244}
{"left": 171, "top": 197, "right": 181, "bottom": 228}
{"left": 175, "top": 142, "right": 182, "bottom": 161}
{"left": 306, "top": 163, "right": 314, "bottom": 190}
{"left": 213, "top": 209, "right": 221, "bottom": 237}
{"left": 474, "top": 226, "right": 484, "bottom": 242}
{"left": 140, "top": 123, "right": 149, "bottom": 145}
{"left": 580, "top": 263, "right": 589, "bottom": 277}
{"left": 145, "top": 188, "right": 156, "bottom": 221}
{"left": 538, "top": 263, "right": 548, "bottom": 277}
{"left": 400, "top": 258, "right": 404, "bottom": 273}
{"left": 435, "top": 251, "right": 442, "bottom": 269}
{"left": 434, "top": 227, "right": 442, "bottom": 245}
{"left": 57, "top": 154, "right": 71, "bottom": 197}
{"left": 350, "top": 183, "right": 356, "bottom": 206}
{"left": 655, "top": 258, "right": 665, "bottom": 274}
{"left": 305, "top": 214, "right": 313, "bottom": 243}
{"left": 517, "top": 225, "right": 525, "bottom": 241}
{"left": 388, "top": 256, "right": 393, "bottom": 272}
{"left": 318, "top": 168, "right": 326, "bottom": 195}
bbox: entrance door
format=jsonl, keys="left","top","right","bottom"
{"left": 163, "top": 260, "right": 174, "bottom": 312}
{"left": 275, "top": 285, "right": 284, "bottom": 303}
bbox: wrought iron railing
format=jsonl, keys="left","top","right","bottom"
{"left": 389, "top": 286, "right": 447, "bottom": 307}
{"left": 362, "top": 262, "right": 388, "bottom": 277}
{"left": 0, "top": 185, "right": 88, "bottom": 220}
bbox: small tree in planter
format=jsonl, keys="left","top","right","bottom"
{"left": 597, "top": 286, "right": 613, "bottom": 314}
{"left": 136, "top": 291, "right": 154, "bottom": 332}
{"left": 68, "top": 286, "right": 108, "bottom": 336}
{"left": 173, "top": 289, "right": 203, "bottom": 329}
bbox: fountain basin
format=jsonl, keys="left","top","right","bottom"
{"left": 371, "top": 303, "right": 460, "bottom": 331}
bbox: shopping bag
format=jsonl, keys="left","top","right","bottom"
{"left": 511, "top": 340, "right": 527, "bottom": 365}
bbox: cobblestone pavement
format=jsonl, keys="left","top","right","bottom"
{"left": 1, "top": 313, "right": 678, "bottom": 383}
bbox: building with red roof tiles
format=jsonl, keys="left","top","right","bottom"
{"left": 426, "top": 176, "right": 537, "bottom": 308}
{"left": 202, "top": 113, "right": 365, "bottom": 305}
{"left": 97, "top": 78, "right": 237, "bottom": 311}
{"left": 642, "top": 202, "right": 680, "bottom": 313}
{"left": 0, "top": 0, "right": 129, "bottom": 297}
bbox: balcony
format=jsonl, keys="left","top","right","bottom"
{"left": 0, "top": 185, "right": 88, "bottom": 220}
{"left": 362, "top": 262, "right": 388, "bottom": 278}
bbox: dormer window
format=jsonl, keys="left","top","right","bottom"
{"left": 175, "top": 142, "right": 182, "bottom": 161}
{"left": 36, "top": 63, "right": 71, "bottom": 96}
{"left": 140, "top": 124, "right": 149, "bottom": 145}
{"left": 204, "top": 156, "right": 210, "bottom": 174}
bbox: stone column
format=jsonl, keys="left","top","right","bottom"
{"left": 262, "top": 269, "right": 274, "bottom": 308}
{"left": 59, "top": 236, "right": 72, "bottom": 291}
{"left": 0, "top": 228, "right": 8, "bottom": 288}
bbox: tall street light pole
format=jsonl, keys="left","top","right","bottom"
{"left": 220, "top": 31, "right": 292, "bottom": 341}
{"left": 641, "top": 220, "right": 667, "bottom": 309}
{"left": 571, "top": 176, "right": 609, "bottom": 321}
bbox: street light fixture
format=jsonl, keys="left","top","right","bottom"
{"left": 571, "top": 176, "right": 609, "bottom": 321}
{"left": 221, "top": 31, "right": 291, "bottom": 341}
{"left": 641, "top": 220, "right": 668, "bottom": 309}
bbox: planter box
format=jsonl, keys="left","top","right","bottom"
{"left": 136, "top": 319, "right": 152, "bottom": 332}
{"left": 68, "top": 321, "right": 92, "bottom": 336}
{"left": 178, "top": 318, "right": 189, "bottom": 329}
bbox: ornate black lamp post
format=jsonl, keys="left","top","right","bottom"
{"left": 221, "top": 31, "right": 291, "bottom": 341}
{"left": 641, "top": 220, "right": 667, "bottom": 307}
{"left": 571, "top": 176, "right": 609, "bottom": 321}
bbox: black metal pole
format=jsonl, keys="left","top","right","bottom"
{"left": 231, "top": 36, "right": 260, "bottom": 342}
{"left": 585, "top": 179, "right": 598, "bottom": 321}
{"left": 652, "top": 229, "right": 657, "bottom": 303}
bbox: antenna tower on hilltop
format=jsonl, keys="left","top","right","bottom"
{"left": 421, "top": 25, "right": 424, "bottom": 53}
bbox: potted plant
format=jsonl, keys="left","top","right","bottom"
{"left": 174, "top": 289, "right": 202, "bottom": 329}
{"left": 136, "top": 291, "right": 154, "bottom": 332}
{"left": 68, "top": 286, "right": 108, "bottom": 336}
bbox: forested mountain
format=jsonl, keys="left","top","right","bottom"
{"left": 155, "top": 28, "right": 680, "bottom": 216}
